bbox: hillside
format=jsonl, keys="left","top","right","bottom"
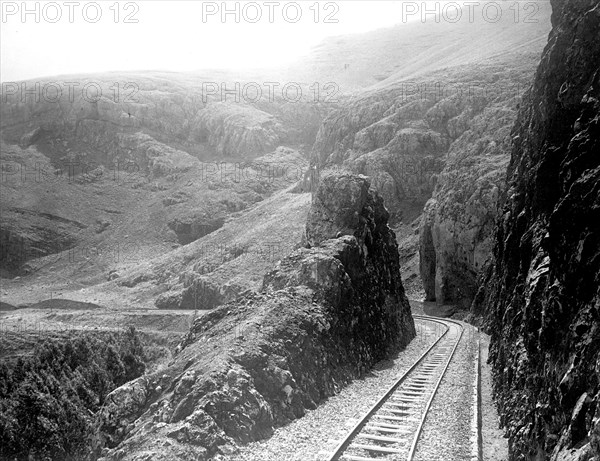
{"left": 286, "top": 2, "right": 551, "bottom": 90}
{"left": 0, "top": 67, "right": 328, "bottom": 309}
{"left": 1, "top": 3, "right": 554, "bottom": 312}
{"left": 99, "top": 174, "right": 415, "bottom": 460}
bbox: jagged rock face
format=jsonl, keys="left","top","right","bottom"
{"left": 310, "top": 92, "right": 450, "bottom": 222}
{"left": 279, "top": 174, "right": 413, "bottom": 353}
{"left": 309, "top": 54, "right": 549, "bottom": 230}
{"left": 1, "top": 79, "right": 194, "bottom": 177}
{"left": 419, "top": 200, "right": 438, "bottom": 300}
{"left": 419, "top": 101, "right": 512, "bottom": 306}
{"left": 473, "top": 1, "right": 600, "bottom": 459}
{"left": 96, "top": 174, "right": 415, "bottom": 460}
{"left": 155, "top": 272, "right": 244, "bottom": 311}
{"left": 304, "top": 173, "right": 390, "bottom": 246}
{"left": 307, "top": 32, "right": 549, "bottom": 301}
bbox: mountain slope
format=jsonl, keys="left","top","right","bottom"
{"left": 1, "top": 71, "right": 325, "bottom": 298}
{"left": 287, "top": 2, "right": 551, "bottom": 90}
{"left": 2, "top": 3, "right": 552, "bottom": 312}
{"left": 95, "top": 174, "right": 415, "bottom": 461}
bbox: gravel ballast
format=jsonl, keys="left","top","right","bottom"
{"left": 229, "top": 309, "right": 505, "bottom": 460}
{"left": 413, "top": 320, "right": 479, "bottom": 460}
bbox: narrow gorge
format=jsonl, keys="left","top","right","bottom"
{"left": 1, "top": 1, "right": 599, "bottom": 460}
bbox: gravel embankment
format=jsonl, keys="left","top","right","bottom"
{"left": 480, "top": 334, "right": 509, "bottom": 461}
{"left": 230, "top": 319, "right": 442, "bottom": 461}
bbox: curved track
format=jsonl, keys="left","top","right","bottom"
{"left": 326, "top": 316, "right": 466, "bottom": 461}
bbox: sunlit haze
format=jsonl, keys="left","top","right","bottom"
{"left": 0, "top": 1, "right": 433, "bottom": 82}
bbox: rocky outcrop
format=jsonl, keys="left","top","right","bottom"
{"left": 0, "top": 207, "right": 84, "bottom": 277}
{"left": 310, "top": 91, "right": 450, "bottom": 222}
{"left": 194, "top": 103, "right": 282, "bottom": 158}
{"left": 419, "top": 100, "right": 513, "bottom": 306}
{"left": 305, "top": 172, "right": 389, "bottom": 246}
{"left": 419, "top": 200, "right": 438, "bottom": 300}
{"left": 473, "top": 1, "right": 600, "bottom": 459}
{"left": 167, "top": 216, "right": 225, "bottom": 246}
{"left": 155, "top": 272, "right": 243, "bottom": 311}
{"left": 96, "top": 174, "right": 415, "bottom": 460}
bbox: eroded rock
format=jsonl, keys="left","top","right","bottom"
{"left": 98, "top": 174, "right": 415, "bottom": 460}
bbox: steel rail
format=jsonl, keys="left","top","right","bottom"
{"left": 326, "top": 315, "right": 465, "bottom": 461}
{"left": 405, "top": 319, "right": 464, "bottom": 459}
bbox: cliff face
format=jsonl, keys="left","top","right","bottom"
{"left": 194, "top": 103, "right": 282, "bottom": 158}
{"left": 473, "top": 1, "right": 600, "bottom": 459}
{"left": 308, "top": 39, "right": 550, "bottom": 303}
{"left": 419, "top": 99, "right": 513, "bottom": 306}
{"left": 309, "top": 87, "right": 451, "bottom": 223}
{"left": 309, "top": 63, "right": 545, "bottom": 304}
{"left": 307, "top": 3, "right": 552, "bottom": 224}
{"left": 96, "top": 174, "right": 415, "bottom": 460}
{"left": 303, "top": 4, "right": 553, "bottom": 303}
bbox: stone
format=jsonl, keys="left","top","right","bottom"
{"left": 97, "top": 173, "right": 415, "bottom": 460}
{"left": 473, "top": 1, "right": 600, "bottom": 458}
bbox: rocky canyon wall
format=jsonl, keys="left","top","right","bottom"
{"left": 418, "top": 97, "right": 515, "bottom": 306}
{"left": 307, "top": 30, "right": 550, "bottom": 304}
{"left": 0, "top": 74, "right": 325, "bottom": 278}
{"left": 473, "top": 1, "right": 600, "bottom": 459}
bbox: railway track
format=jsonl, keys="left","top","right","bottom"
{"left": 325, "top": 316, "right": 465, "bottom": 461}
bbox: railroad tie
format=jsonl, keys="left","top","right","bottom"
{"left": 355, "top": 433, "right": 407, "bottom": 444}
{"left": 342, "top": 455, "right": 384, "bottom": 461}
{"left": 353, "top": 443, "right": 403, "bottom": 454}
{"left": 326, "top": 318, "right": 465, "bottom": 461}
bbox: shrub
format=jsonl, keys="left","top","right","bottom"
{"left": 0, "top": 328, "right": 147, "bottom": 460}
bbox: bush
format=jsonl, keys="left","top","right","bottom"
{"left": 0, "top": 327, "right": 147, "bottom": 460}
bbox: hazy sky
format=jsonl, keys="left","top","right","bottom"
{"left": 0, "top": 1, "right": 429, "bottom": 82}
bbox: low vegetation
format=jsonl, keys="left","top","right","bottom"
{"left": 0, "top": 327, "right": 147, "bottom": 460}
